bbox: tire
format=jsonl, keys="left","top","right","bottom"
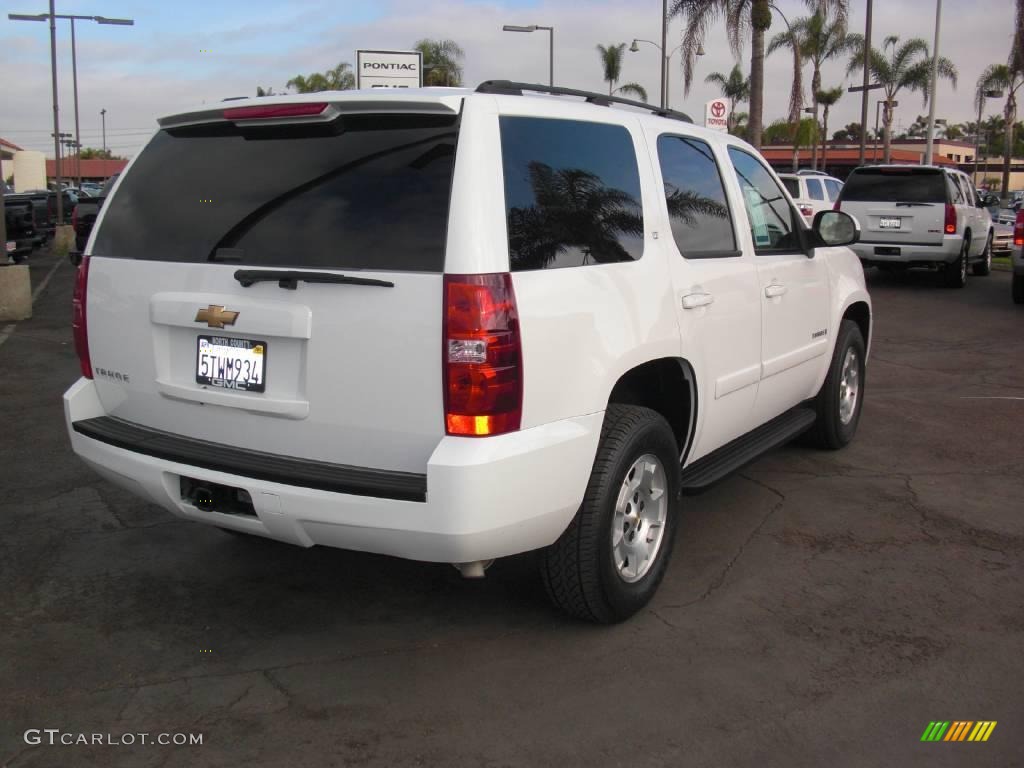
{"left": 972, "top": 233, "right": 992, "bottom": 276}
{"left": 1013, "top": 275, "right": 1024, "bottom": 305}
{"left": 942, "top": 240, "right": 969, "bottom": 288}
{"left": 806, "top": 319, "right": 867, "bottom": 451}
{"left": 541, "top": 404, "right": 681, "bottom": 623}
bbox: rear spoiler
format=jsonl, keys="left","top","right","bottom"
{"left": 158, "top": 96, "right": 461, "bottom": 130}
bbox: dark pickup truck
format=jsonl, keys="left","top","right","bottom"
{"left": 4, "top": 197, "right": 38, "bottom": 263}
{"left": 72, "top": 174, "right": 119, "bottom": 251}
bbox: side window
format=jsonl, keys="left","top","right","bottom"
{"left": 727, "top": 147, "right": 802, "bottom": 253}
{"left": 824, "top": 179, "right": 842, "bottom": 201}
{"left": 947, "top": 174, "right": 965, "bottom": 205}
{"left": 805, "top": 178, "right": 825, "bottom": 200}
{"left": 499, "top": 116, "right": 644, "bottom": 271}
{"left": 656, "top": 134, "right": 736, "bottom": 258}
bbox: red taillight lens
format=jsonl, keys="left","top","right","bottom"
{"left": 799, "top": 204, "right": 814, "bottom": 218}
{"left": 72, "top": 255, "right": 92, "bottom": 378}
{"left": 833, "top": 200, "right": 841, "bottom": 212}
{"left": 223, "top": 102, "right": 328, "bottom": 120}
{"left": 944, "top": 204, "right": 957, "bottom": 235}
{"left": 443, "top": 273, "right": 522, "bottom": 437}
{"left": 1014, "top": 211, "right": 1024, "bottom": 247}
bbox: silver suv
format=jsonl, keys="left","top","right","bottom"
{"left": 837, "top": 165, "right": 994, "bottom": 288}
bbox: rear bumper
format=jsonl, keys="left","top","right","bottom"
{"left": 64, "top": 378, "right": 602, "bottom": 563}
{"left": 851, "top": 239, "right": 958, "bottom": 264}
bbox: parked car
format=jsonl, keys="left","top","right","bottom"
{"left": 64, "top": 83, "right": 871, "bottom": 622}
{"left": 992, "top": 220, "right": 1014, "bottom": 258}
{"left": 3, "top": 197, "right": 37, "bottom": 262}
{"left": 71, "top": 174, "right": 119, "bottom": 252}
{"left": 1013, "top": 210, "right": 1024, "bottom": 304}
{"left": 5, "top": 192, "right": 51, "bottom": 247}
{"left": 779, "top": 172, "right": 843, "bottom": 224}
{"left": 836, "top": 165, "right": 994, "bottom": 287}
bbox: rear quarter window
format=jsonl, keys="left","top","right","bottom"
{"left": 92, "top": 113, "right": 459, "bottom": 272}
{"left": 499, "top": 116, "right": 644, "bottom": 271}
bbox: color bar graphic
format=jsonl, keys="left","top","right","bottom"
{"left": 921, "top": 721, "right": 996, "bottom": 742}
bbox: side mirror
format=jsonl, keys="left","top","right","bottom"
{"left": 810, "top": 210, "right": 859, "bottom": 251}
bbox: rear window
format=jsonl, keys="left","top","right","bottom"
{"left": 781, "top": 178, "right": 800, "bottom": 198}
{"left": 92, "top": 113, "right": 459, "bottom": 271}
{"left": 840, "top": 168, "right": 947, "bottom": 204}
{"left": 499, "top": 116, "right": 644, "bottom": 271}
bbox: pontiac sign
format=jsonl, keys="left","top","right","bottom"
{"left": 704, "top": 99, "right": 730, "bottom": 132}
{"left": 356, "top": 50, "right": 423, "bottom": 89}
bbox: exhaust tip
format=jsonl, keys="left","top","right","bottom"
{"left": 452, "top": 560, "right": 495, "bottom": 579}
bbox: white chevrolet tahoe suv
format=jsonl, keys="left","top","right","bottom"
{"left": 837, "top": 164, "right": 994, "bottom": 287}
{"left": 64, "top": 82, "right": 871, "bottom": 623}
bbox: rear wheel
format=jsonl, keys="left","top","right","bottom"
{"left": 972, "top": 233, "right": 992, "bottom": 276}
{"left": 1013, "top": 275, "right": 1024, "bottom": 305}
{"left": 943, "top": 240, "right": 969, "bottom": 288}
{"left": 541, "top": 404, "right": 681, "bottom": 623}
{"left": 806, "top": 320, "right": 866, "bottom": 450}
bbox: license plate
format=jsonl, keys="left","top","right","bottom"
{"left": 196, "top": 335, "right": 267, "bottom": 392}
{"left": 878, "top": 217, "right": 902, "bottom": 229}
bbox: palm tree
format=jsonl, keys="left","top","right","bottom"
{"left": 704, "top": 64, "right": 750, "bottom": 133}
{"left": 596, "top": 43, "right": 648, "bottom": 101}
{"left": 767, "top": 24, "right": 807, "bottom": 171}
{"left": 977, "top": 1, "right": 1024, "bottom": 198}
{"left": 286, "top": 62, "right": 355, "bottom": 93}
{"left": 255, "top": 86, "right": 276, "bottom": 97}
{"left": 669, "top": 0, "right": 848, "bottom": 150}
{"left": 797, "top": 10, "right": 856, "bottom": 169}
{"left": 846, "top": 35, "right": 957, "bottom": 164}
{"left": 414, "top": 39, "right": 465, "bottom": 86}
{"left": 815, "top": 86, "right": 843, "bottom": 170}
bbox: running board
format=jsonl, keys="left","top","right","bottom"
{"left": 679, "top": 407, "right": 816, "bottom": 493}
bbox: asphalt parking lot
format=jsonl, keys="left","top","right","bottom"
{"left": 1, "top": 248, "right": 1022, "bottom": 768}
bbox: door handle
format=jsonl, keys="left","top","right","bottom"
{"left": 764, "top": 283, "right": 788, "bottom": 298}
{"left": 681, "top": 292, "right": 715, "bottom": 310}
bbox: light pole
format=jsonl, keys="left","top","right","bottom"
{"left": 502, "top": 24, "right": 554, "bottom": 87}
{"left": 973, "top": 89, "right": 1002, "bottom": 184}
{"left": 9, "top": 10, "right": 133, "bottom": 193}
{"left": 100, "top": 108, "right": 107, "bottom": 154}
{"left": 630, "top": 39, "right": 700, "bottom": 110}
{"left": 859, "top": 0, "right": 874, "bottom": 165}
{"left": 923, "top": 0, "right": 943, "bottom": 165}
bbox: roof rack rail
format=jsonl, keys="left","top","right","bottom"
{"left": 475, "top": 80, "right": 693, "bottom": 124}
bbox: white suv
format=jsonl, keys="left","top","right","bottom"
{"left": 837, "top": 165, "right": 994, "bottom": 287}
{"left": 779, "top": 171, "right": 843, "bottom": 224}
{"left": 64, "top": 82, "right": 872, "bottom": 622}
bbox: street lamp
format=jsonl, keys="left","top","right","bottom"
{"left": 973, "top": 89, "right": 1003, "bottom": 184}
{"left": 502, "top": 24, "right": 554, "bottom": 87}
{"left": 630, "top": 39, "right": 702, "bottom": 110}
{"left": 9, "top": 9, "right": 134, "bottom": 194}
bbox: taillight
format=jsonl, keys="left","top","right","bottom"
{"left": 799, "top": 204, "right": 814, "bottom": 219}
{"left": 1014, "top": 210, "right": 1024, "bottom": 247}
{"left": 833, "top": 200, "right": 841, "bottom": 212}
{"left": 223, "top": 102, "right": 327, "bottom": 120}
{"left": 944, "top": 204, "right": 957, "bottom": 235}
{"left": 443, "top": 273, "right": 522, "bottom": 437}
{"left": 72, "top": 255, "right": 92, "bottom": 378}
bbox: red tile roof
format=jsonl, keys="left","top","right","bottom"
{"left": 1, "top": 137, "right": 24, "bottom": 152}
{"left": 45, "top": 157, "right": 129, "bottom": 180}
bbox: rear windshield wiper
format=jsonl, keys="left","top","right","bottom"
{"left": 234, "top": 269, "right": 394, "bottom": 290}
{"left": 894, "top": 202, "right": 932, "bottom": 207}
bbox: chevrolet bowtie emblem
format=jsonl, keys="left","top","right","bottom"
{"left": 194, "top": 305, "right": 239, "bottom": 329}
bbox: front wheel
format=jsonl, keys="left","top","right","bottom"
{"left": 972, "top": 233, "right": 992, "bottom": 276}
{"left": 942, "top": 241, "right": 969, "bottom": 289}
{"left": 541, "top": 404, "right": 681, "bottom": 623}
{"left": 806, "top": 320, "right": 867, "bottom": 450}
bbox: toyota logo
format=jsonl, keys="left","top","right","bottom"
{"left": 711, "top": 101, "right": 726, "bottom": 118}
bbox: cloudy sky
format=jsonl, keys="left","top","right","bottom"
{"left": 0, "top": 0, "right": 1017, "bottom": 159}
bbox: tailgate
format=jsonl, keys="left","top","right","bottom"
{"left": 842, "top": 201, "right": 945, "bottom": 245}
{"left": 85, "top": 104, "right": 461, "bottom": 474}
{"left": 840, "top": 167, "right": 948, "bottom": 246}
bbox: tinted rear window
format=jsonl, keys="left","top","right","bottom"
{"left": 781, "top": 178, "right": 800, "bottom": 198}
{"left": 499, "top": 116, "right": 644, "bottom": 271}
{"left": 841, "top": 169, "right": 947, "bottom": 204}
{"left": 93, "top": 113, "right": 459, "bottom": 271}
